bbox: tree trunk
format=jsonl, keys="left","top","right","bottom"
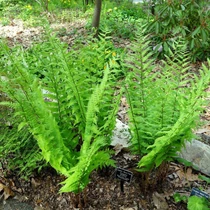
{"left": 45, "top": 0, "right": 48, "bottom": 12}
{"left": 92, "top": 0, "right": 102, "bottom": 35}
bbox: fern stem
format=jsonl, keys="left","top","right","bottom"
{"left": 139, "top": 50, "right": 147, "bottom": 118}
{"left": 125, "top": 86, "right": 142, "bottom": 154}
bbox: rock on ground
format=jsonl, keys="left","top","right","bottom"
{"left": 0, "top": 198, "right": 34, "bottom": 210}
{"left": 112, "top": 120, "right": 210, "bottom": 177}
{"left": 178, "top": 139, "right": 210, "bottom": 176}
{"left": 111, "top": 119, "right": 130, "bottom": 147}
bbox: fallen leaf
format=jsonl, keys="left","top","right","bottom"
{"left": 176, "top": 169, "right": 186, "bottom": 181}
{"left": 0, "top": 182, "right": 14, "bottom": 200}
{"left": 186, "top": 168, "right": 199, "bottom": 181}
{"left": 31, "top": 178, "right": 41, "bottom": 188}
{"left": 152, "top": 192, "right": 169, "bottom": 210}
{"left": 123, "top": 153, "right": 134, "bottom": 161}
{"left": 121, "top": 97, "right": 129, "bottom": 108}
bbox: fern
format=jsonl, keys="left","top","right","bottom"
{"left": 125, "top": 27, "right": 210, "bottom": 171}
{"left": 0, "top": 32, "right": 122, "bottom": 193}
{"left": 60, "top": 58, "right": 121, "bottom": 192}
{"left": 138, "top": 60, "right": 210, "bottom": 171}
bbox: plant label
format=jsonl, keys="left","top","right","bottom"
{"left": 190, "top": 187, "right": 210, "bottom": 199}
{"left": 115, "top": 167, "right": 133, "bottom": 183}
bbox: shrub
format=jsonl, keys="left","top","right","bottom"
{"left": 145, "top": 0, "right": 210, "bottom": 61}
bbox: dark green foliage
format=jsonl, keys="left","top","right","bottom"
{"left": 145, "top": 0, "right": 210, "bottom": 61}
{"left": 0, "top": 32, "right": 122, "bottom": 193}
{"left": 0, "top": 126, "right": 46, "bottom": 179}
{"left": 125, "top": 28, "right": 210, "bottom": 171}
{"left": 0, "top": 90, "right": 46, "bottom": 178}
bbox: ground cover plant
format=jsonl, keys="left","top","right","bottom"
{"left": 99, "top": 1, "right": 146, "bottom": 39}
{"left": 0, "top": 0, "right": 210, "bottom": 209}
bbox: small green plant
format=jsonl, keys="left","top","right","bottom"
{"left": 100, "top": 5, "right": 145, "bottom": 39}
{"left": 0, "top": 32, "right": 123, "bottom": 194}
{"left": 174, "top": 193, "right": 210, "bottom": 210}
{"left": 187, "top": 196, "right": 210, "bottom": 210}
{"left": 0, "top": 17, "right": 9, "bottom": 26}
{"left": 173, "top": 192, "right": 188, "bottom": 203}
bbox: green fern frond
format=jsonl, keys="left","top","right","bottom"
{"left": 126, "top": 26, "right": 210, "bottom": 171}
{"left": 138, "top": 60, "right": 210, "bottom": 171}
{"left": 60, "top": 65, "right": 118, "bottom": 193}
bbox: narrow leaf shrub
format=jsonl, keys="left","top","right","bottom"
{"left": 0, "top": 33, "right": 122, "bottom": 193}
{"left": 125, "top": 28, "right": 210, "bottom": 172}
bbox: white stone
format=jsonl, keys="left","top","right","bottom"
{"left": 111, "top": 119, "right": 131, "bottom": 148}
{"left": 178, "top": 140, "right": 210, "bottom": 176}
{"left": 111, "top": 120, "right": 210, "bottom": 176}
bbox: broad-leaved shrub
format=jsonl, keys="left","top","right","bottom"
{"left": 146, "top": 0, "right": 210, "bottom": 61}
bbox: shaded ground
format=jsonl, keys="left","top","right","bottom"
{"left": 0, "top": 18, "right": 210, "bottom": 210}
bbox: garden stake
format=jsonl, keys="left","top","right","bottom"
{"left": 120, "top": 180, "right": 124, "bottom": 193}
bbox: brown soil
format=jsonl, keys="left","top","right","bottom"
{"left": 0, "top": 150, "right": 202, "bottom": 210}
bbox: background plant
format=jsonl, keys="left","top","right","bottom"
{"left": 145, "top": 0, "right": 210, "bottom": 61}
{"left": 0, "top": 32, "right": 123, "bottom": 193}
{"left": 0, "top": 78, "right": 46, "bottom": 179}
{"left": 99, "top": 1, "right": 146, "bottom": 39}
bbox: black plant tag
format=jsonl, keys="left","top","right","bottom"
{"left": 115, "top": 168, "right": 133, "bottom": 193}
{"left": 190, "top": 187, "right": 210, "bottom": 200}
{"left": 115, "top": 168, "right": 133, "bottom": 183}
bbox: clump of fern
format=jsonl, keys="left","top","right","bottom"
{"left": 0, "top": 32, "right": 123, "bottom": 193}
{"left": 125, "top": 28, "right": 210, "bottom": 172}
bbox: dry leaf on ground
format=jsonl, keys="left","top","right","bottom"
{"left": 0, "top": 182, "right": 14, "bottom": 200}
{"left": 152, "top": 192, "right": 169, "bottom": 210}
